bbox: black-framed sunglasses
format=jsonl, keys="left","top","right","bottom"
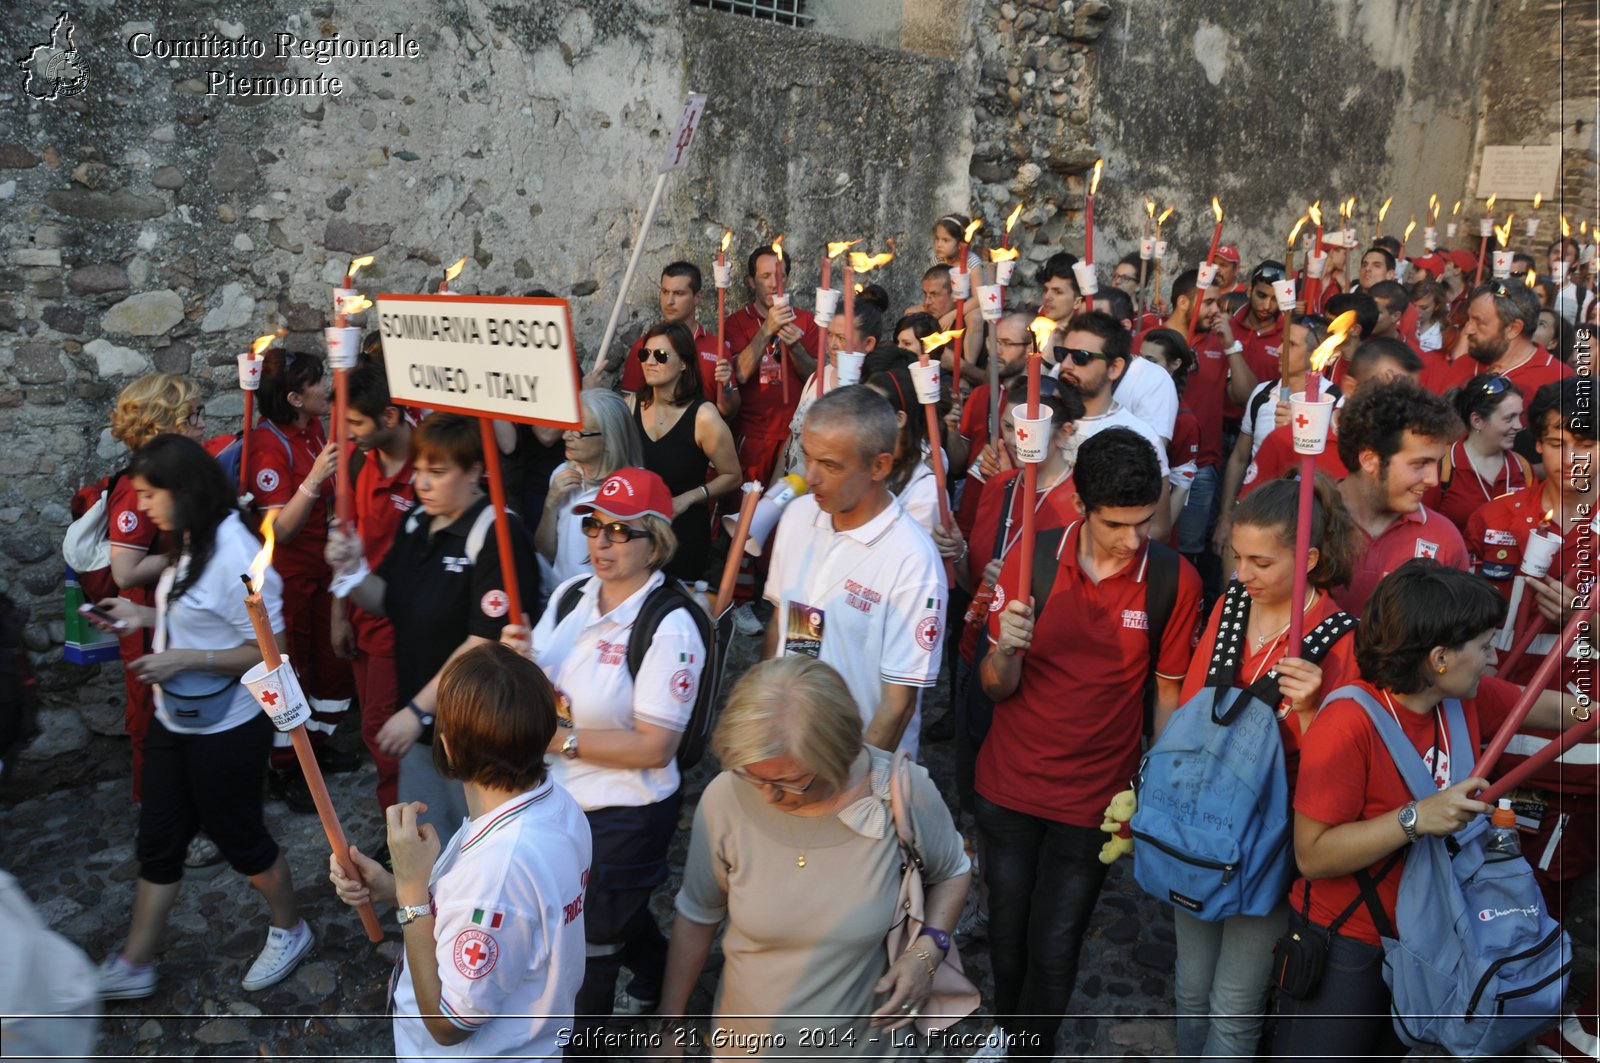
{"left": 732, "top": 766, "right": 817, "bottom": 795}
{"left": 1474, "top": 374, "right": 1514, "bottom": 396}
{"left": 1252, "top": 266, "right": 1287, "bottom": 285}
{"left": 1053, "top": 345, "right": 1109, "bottom": 367}
{"left": 581, "top": 517, "right": 651, "bottom": 544}
{"left": 637, "top": 347, "right": 675, "bottom": 365}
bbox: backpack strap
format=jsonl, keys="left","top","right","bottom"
{"left": 261, "top": 420, "right": 296, "bottom": 469}
{"left": 1141, "top": 541, "right": 1181, "bottom": 732}
{"left": 991, "top": 475, "right": 1023, "bottom": 563}
{"left": 1240, "top": 610, "right": 1359, "bottom": 707}
{"left": 1438, "top": 443, "right": 1454, "bottom": 493}
{"left": 625, "top": 580, "right": 698, "bottom": 680}
{"left": 1334, "top": 683, "right": 1451, "bottom": 801}
{"left": 464, "top": 504, "right": 502, "bottom": 565}
{"left": 554, "top": 578, "right": 591, "bottom": 625}
{"left": 1206, "top": 580, "right": 1254, "bottom": 692}
{"left": 1030, "top": 525, "right": 1068, "bottom": 618}
{"left": 1312, "top": 849, "right": 1403, "bottom": 941}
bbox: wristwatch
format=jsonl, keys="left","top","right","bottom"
{"left": 918, "top": 926, "right": 951, "bottom": 953}
{"left": 1398, "top": 800, "right": 1419, "bottom": 843}
{"left": 407, "top": 700, "right": 435, "bottom": 728}
{"left": 562, "top": 732, "right": 579, "bottom": 759}
{"left": 396, "top": 902, "right": 433, "bottom": 927}
{"left": 1224, "top": 340, "right": 1245, "bottom": 355}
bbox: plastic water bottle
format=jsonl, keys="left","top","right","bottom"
{"left": 690, "top": 580, "right": 714, "bottom": 619}
{"left": 1485, "top": 799, "right": 1522, "bottom": 861}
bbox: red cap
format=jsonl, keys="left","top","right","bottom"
{"left": 1408, "top": 253, "right": 1446, "bottom": 276}
{"left": 1216, "top": 244, "right": 1241, "bottom": 264}
{"left": 572, "top": 467, "right": 674, "bottom": 521}
{"left": 1445, "top": 248, "right": 1478, "bottom": 274}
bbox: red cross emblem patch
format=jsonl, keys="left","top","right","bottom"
{"left": 670, "top": 668, "right": 695, "bottom": 703}
{"left": 453, "top": 928, "right": 498, "bottom": 980}
{"left": 255, "top": 468, "right": 280, "bottom": 494}
{"left": 115, "top": 510, "right": 139, "bottom": 534}
{"left": 480, "top": 590, "right": 509, "bottom": 618}
{"left": 1415, "top": 539, "right": 1439, "bottom": 560}
{"left": 915, "top": 614, "right": 941, "bottom": 651}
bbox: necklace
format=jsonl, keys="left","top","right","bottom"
{"left": 784, "top": 807, "right": 832, "bottom": 868}
{"left": 1249, "top": 587, "right": 1316, "bottom": 649}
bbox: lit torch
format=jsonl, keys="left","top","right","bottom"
{"left": 237, "top": 333, "right": 277, "bottom": 499}
{"left": 439, "top": 256, "right": 467, "bottom": 294}
{"left": 1278, "top": 216, "right": 1309, "bottom": 398}
{"left": 1153, "top": 206, "right": 1174, "bottom": 312}
{"left": 1012, "top": 314, "right": 1058, "bottom": 625}
{"left": 950, "top": 218, "right": 983, "bottom": 393}
{"left": 1002, "top": 202, "right": 1024, "bottom": 249}
{"left": 241, "top": 516, "right": 383, "bottom": 943}
{"left": 838, "top": 247, "right": 894, "bottom": 398}
{"left": 717, "top": 231, "right": 732, "bottom": 398}
{"left": 1526, "top": 193, "right": 1544, "bottom": 239}
{"left": 816, "top": 239, "right": 859, "bottom": 397}
{"left": 1185, "top": 196, "right": 1224, "bottom": 349}
{"left": 1084, "top": 158, "right": 1103, "bottom": 264}
{"left": 916, "top": 329, "right": 961, "bottom": 548}
{"left": 342, "top": 254, "right": 374, "bottom": 290}
{"left": 1376, "top": 195, "right": 1393, "bottom": 239}
{"left": 770, "top": 235, "right": 789, "bottom": 401}
{"left": 329, "top": 295, "right": 372, "bottom": 527}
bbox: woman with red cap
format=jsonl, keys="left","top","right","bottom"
{"left": 500, "top": 466, "right": 708, "bottom": 1049}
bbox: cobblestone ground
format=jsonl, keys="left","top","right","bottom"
{"left": 3, "top": 631, "right": 1594, "bottom": 1060}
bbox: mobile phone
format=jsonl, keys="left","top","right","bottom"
{"left": 78, "top": 602, "right": 128, "bottom": 632}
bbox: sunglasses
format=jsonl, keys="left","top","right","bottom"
{"left": 581, "top": 517, "right": 651, "bottom": 544}
{"left": 1252, "top": 267, "right": 1287, "bottom": 284}
{"left": 732, "top": 766, "right": 817, "bottom": 795}
{"left": 637, "top": 347, "right": 676, "bottom": 365}
{"left": 1053, "top": 345, "right": 1109, "bottom": 367}
{"left": 1475, "top": 374, "right": 1514, "bottom": 396}
{"left": 563, "top": 428, "right": 602, "bottom": 439}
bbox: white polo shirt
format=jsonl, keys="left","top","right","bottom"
{"left": 152, "top": 511, "right": 284, "bottom": 735}
{"left": 1074, "top": 402, "right": 1170, "bottom": 478}
{"left": 532, "top": 572, "right": 705, "bottom": 810}
{"left": 392, "top": 780, "right": 591, "bottom": 1063}
{"left": 765, "top": 494, "right": 946, "bottom": 754}
{"left": 1112, "top": 354, "right": 1178, "bottom": 444}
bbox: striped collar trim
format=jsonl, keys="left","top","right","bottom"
{"left": 459, "top": 782, "right": 554, "bottom": 853}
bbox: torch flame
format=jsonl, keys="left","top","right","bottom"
{"left": 346, "top": 255, "right": 375, "bottom": 283}
{"left": 444, "top": 257, "right": 467, "bottom": 283}
{"left": 1452, "top": 200, "right": 1462, "bottom": 216}
{"left": 771, "top": 235, "right": 785, "bottom": 264}
{"left": 827, "top": 239, "right": 860, "bottom": 259}
{"left": 1006, "top": 202, "right": 1024, "bottom": 233}
{"left": 1527, "top": 270, "right": 1538, "bottom": 288}
{"left": 1307, "top": 201, "right": 1322, "bottom": 226}
{"left": 1144, "top": 198, "right": 1156, "bottom": 219}
{"left": 1584, "top": 220, "right": 1592, "bottom": 237}
{"left": 1429, "top": 193, "right": 1439, "bottom": 215}
{"left": 921, "top": 329, "right": 965, "bottom": 354}
{"left": 247, "top": 512, "right": 277, "bottom": 594}
{"left": 1495, "top": 216, "right": 1514, "bottom": 247}
{"left": 848, "top": 249, "right": 895, "bottom": 274}
{"left": 990, "top": 246, "right": 1021, "bottom": 262}
{"left": 1486, "top": 193, "right": 1498, "bottom": 214}
{"left": 1562, "top": 215, "right": 1571, "bottom": 237}
{"left": 1378, "top": 196, "right": 1393, "bottom": 222}
{"left": 1089, "top": 158, "right": 1104, "bottom": 196}
{"left": 337, "top": 294, "right": 373, "bottom": 316}
{"left": 250, "top": 333, "right": 275, "bottom": 357}
{"left": 1028, "top": 315, "right": 1057, "bottom": 353}
{"left": 1533, "top": 193, "right": 1543, "bottom": 211}
{"left": 721, "top": 230, "right": 732, "bottom": 253}
{"left": 1309, "top": 310, "right": 1359, "bottom": 373}
{"left": 1157, "top": 206, "right": 1174, "bottom": 225}
{"left": 1211, "top": 196, "right": 1223, "bottom": 223}
{"left": 962, "top": 218, "right": 983, "bottom": 244}
{"left": 1287, "top": 216, "right": 1308, "bottom": 248}
{"left": 1404, "top": 216, "right": 1417, "bottom": 242}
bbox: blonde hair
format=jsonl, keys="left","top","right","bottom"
{"left": 710, "top": 658, "right": 863, "bottom": 793}
{"left": 641, "top": 514, "right": 678, "bottom": 571}
{"left": 111, "top": 373, "right": 201, "bottom": 450}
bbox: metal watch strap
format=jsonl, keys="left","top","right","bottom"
{"left": 396, "top": 903, "right": 432, "bottom": 926}
{"left": 1398, "top": 801, "right": 1419, "bottom": 842}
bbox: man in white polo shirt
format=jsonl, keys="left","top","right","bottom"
{"left": 763, "top": 386, "right": 947, "bottom": 754}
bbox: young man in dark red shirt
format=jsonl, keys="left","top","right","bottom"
{"left": 724, "top": 246, "right": 819, "bottom": 484}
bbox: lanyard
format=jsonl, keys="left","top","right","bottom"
{"left": 998, "top": 470, "right": 1070, "bottom": 561}
{"left": 1381, "top": 690, "right": 1451, "bottom": 790}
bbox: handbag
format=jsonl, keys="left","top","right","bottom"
{"left": 886, "top": 749, "right": 981, "bottom": 1036}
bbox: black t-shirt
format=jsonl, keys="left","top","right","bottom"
{"left": 377, "top": 496, "right": 540, "bottom": 722}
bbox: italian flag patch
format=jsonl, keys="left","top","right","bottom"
{"left": 925, "top": 597, "right": 941, "bottom": 611}
{"left": 471, "top": 908, "right": 504, "bottom": 929}
{"left": 679, "top": 652, "right": 695, "bottom": 663}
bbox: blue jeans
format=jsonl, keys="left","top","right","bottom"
{"left": 1271, "top": 910, "right": 1407, "bottom": 1063}
{"left": 1173, "top": 902, "right": 1287, "bottom": 1063}
{"left": 975, "top": 795, "right": 1109, "bottom": 1058}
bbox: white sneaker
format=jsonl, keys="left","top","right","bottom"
{"left": 968, "top": 1025, "right": 1009, "bottom": 1060}
{"left": 731, "top": 603, "right": 763, "bottom": 637}
{"left": 241, "top": 920, "right": 313, "bottom": 991}
{"left": 184, "top": 834, "right": 223, "bottom": 868}
{"left": 98, "top": 953, "right": 157, "bottom": 1001}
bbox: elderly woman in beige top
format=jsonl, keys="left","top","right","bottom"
{"left": 658, "top": 657, "right": 970, "bottom": 1058}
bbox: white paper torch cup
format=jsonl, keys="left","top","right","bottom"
{"left": 1289, "top": 393, "right": 1336, "bottom": 455}
{"left": 1306, "top": 251, "right": 1328, "bottom": 279}
{"left": 1526, "top": 219, "right": 1541, "bottom": 238}
{"left": 1424, "top": 226, "right": 1438, "bottom": 250}
{"left": 1394, "top": 261, "right": 1410, "bottom": 283}
{"left": 1140, "top": 237, "right": 1154, "bottom": 261}
{"left": 242, "top": 655, "right": 313, "bottom": 732}
{"left": 1344, "top": 228, "right": 1358, "bottom": 248}
{"left": 713, "top": 262, "right": 732, "bottom": 289}
{"left": 995, "top": 259, "right": 1017, "bottom": 286}
{"left": 1480, "top": 217, "right": 1495, "bottom": 238}
{"left": 1492, "top": 250, "right": 1514, "bottom": 280}
{"left": 1272, "top": 279, "right": 1297, "bottom": 312}
{"left": 1012, "top": 404, "right": 1053, "bottom": 464}
{"left": 1196, "top": 262, "right": 1219, "bottom": 289}
{"left": 909, "top": 361, "right": 941, "bottom": 405}
{"left": 1552, "top": 262, "right": 1570, "bottom": 285}
{"left": 951, "top": 270, "right": 972, "bottom": 301}
{"left": 836, "top": 351, "right": 865, "bottom": 386}
{"left": 1154, "top": 240, "right": 1168, "bottom": 259}
{"left": 238, "top": 354, "right": 263, "bottom": 391}
{"left": 814, "top": 287, "right": 841, "bottom": 320}
{"left": 977, "top": 284, "right": 1003, "bottom": 322}
{"left": 1072, "top": 260, "right": 1099, "bottom": 296}
{"left": 1521, "top": 528, "right": 1561, "bottom": 578}
{"left": 771, "top": 293, "right": 789, "bottom": 310}
{"left": 326, "top": 326, "right": 361, "bottom": 370}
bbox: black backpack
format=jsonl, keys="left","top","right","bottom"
{"left": 555, "top": 578, "right": 725, "bottom": 770}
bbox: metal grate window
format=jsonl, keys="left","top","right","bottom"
{"left": 691, "top": 0, "right": 812, "bottom": 28}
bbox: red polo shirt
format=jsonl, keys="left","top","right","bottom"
{"left": 617, "top": 322, "right": 727, "bottom": 397}
{"left": 979, "top": 522, "right": 1201, "bottom": 825}
{"left": 1332, "top": 504, "right": 1470, "bottom": 615}
{"left": 1423, "top": 440, "right": 1532, "bottom": 535}
{"left": 1294, "top": 677, "right": 1518, "bottom": 945}
{"left": 1239, "top": 425, "right": 1349, "bottom": 498}
{"left": 1185, "top": 332, "right": 1229, "bottom": 468}
{"left": 1180, "top": 590, "right": 1359, "bottom": 803}
{"left": 1432, "top": 346, "right": 1571, "bottom": 396}
{"left": 1169, "top": 407, "right": 1200, "bottom": 475}
{"left": 725, "top": 300, "right": 819, "bottom": 441}
{"left": 350, "top": 452, "right": 417, "bottom": 657}
{"left": 1231, "top": 307, "right": 1284, "bottom": 413}
{"left": 959, "top": 469, "right": 1079, "bottom": 662}
{"left": 106, "top": 474, "right": 157, "bottom": 630}
{"left": 247, "top": 418, "right": 330, "bottom": 580}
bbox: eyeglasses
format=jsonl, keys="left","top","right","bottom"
{"left": 563, "top": 428, "right": 603, "bottom": 439}
{"left": 997, "top": 338, "right": 1032, "bottom": 349}
{"left": 186, "top": 410, "right": 206, "bottom": 428}
{"left": 732, "top": 766, "right": 817, "bottom": 795}
{"left": 1113, "top": 272, "right": 1139, "bottom": 284}
{"left": 1474, "top": 374, "right": 1514, "bottom": 396}
{"left": 1053, "top": 345, "right": 1109, "bottom": 367}
{"left": 637, "top": 347, "right": 675, "bottom": 365}
{"left": 581, "top": 517, "right": 651, "bottom": 544}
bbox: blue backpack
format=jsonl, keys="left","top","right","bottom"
{"left": 214, "top": 421, "right": 292, "bottom": 501}
{"left": 1341, "top": 684, "right": 1571, "bottom": 1057}
{"left": 1131, "top": 580, "right": 1355, "bottom": 920}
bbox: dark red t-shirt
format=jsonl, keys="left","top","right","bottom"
{"left": 1185, "top": 332, "right": 1229, "bottom": 468}
{"left": 1169, "top": 407, "right": 1200, "bottom": 474}
{"left": 1231, "top": 307, "right": 1283, "bottom": 419}
{"left": 1333, "top": 505, "right": 1470, "bottom": 615}
{"left": 979, "top": 523, "right": 1202, "bottom": 825}
{"left": 618, "top": 322, "right": 727, "bottom": 397}
{"left": 1294, "top": 677, "right": 1518, "bottom": 945}
{"left": 1239, "top": 425, "right": 1349, "bottom": 498}
{"left": 1422, "top": 439, "right": 1532, "bottom": 535}
{"left": 350, "top": 452, "right": 416, "bottom": 656}
{"left": 247, "top": 418, "right": 330, "bottom": 580}
{"left": 725, "top": 301, "right": 819, "bottom": 441}
{"left": 959, "top": 468, "right": 1078, "bottom": 662}
{"left": 1432, "top": 347, "right": 1571, "bottom": 397}
{"left": 107, "top": 474, "right": 158, "bottom": 609}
